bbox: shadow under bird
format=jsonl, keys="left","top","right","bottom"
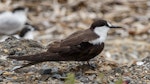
{"left": 8, "top": 19, "right": 122, "bottom": 69}
{"left": 0, "top": 7, "right": 28, "bottom": 35}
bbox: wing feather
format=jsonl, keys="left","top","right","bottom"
{"left": 60, "top": 29, "right": 99, "bottom": 46}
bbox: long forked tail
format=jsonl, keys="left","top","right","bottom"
{"left": 8, "top": 52, "right": 61, "bottom": 62}
{"left": 12, "top": 61, "right": 42, "bottom": 70}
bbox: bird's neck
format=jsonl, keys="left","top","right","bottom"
{"left": 89, "top": 26, "right": 109, "bottom": 45}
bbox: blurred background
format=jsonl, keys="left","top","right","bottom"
{"left": 0, "top": 0, "right": 150, "bottom": 83}
{"left": 1, "top": 0, "right": 149, "bottom": 63}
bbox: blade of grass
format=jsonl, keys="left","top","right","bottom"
{"left": 65, "top": 73, "right": 75, "bottom": 84}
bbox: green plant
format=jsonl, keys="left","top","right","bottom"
{"left": 65, "top": 73, "right": 75, "bottom": 84}
{"left": 115, "top": 78, "right": 123, "bottom": 84}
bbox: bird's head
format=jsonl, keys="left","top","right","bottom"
{"left": 89, "top": 19, "right": 122, "bottom": 45}
{"left": 12, "top": 7, "right": 28, "bottom": 23}
{"left": 90, "top": 19, "right": 122, "bottom": 30}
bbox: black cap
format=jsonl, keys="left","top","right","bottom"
{"left": 90, "top": 20, "right": 108, "bottom": 29}
{"left": 12, "top": 7, "right": 26, "bottom": 13}
{"left": 90, "top": 19, "right": 122, "bottom": 29}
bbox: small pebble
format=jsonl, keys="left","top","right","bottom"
{"left": 40, "top": 69, "right": 52, "bottom": 75}
{"left": 52, "top": 74, "right": 62, "bottom": 79}
{"left": 0, "top": 76, "right": 3, "bottom": 82}
{"left": 0, "top": 70, "right": 3, "bottom": 75}
{"left": 136, "top": 61, "right": 144, "bottom": 66}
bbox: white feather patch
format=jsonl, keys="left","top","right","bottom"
{"left": 89, "top": 26, "right": 109, "bottom": 45}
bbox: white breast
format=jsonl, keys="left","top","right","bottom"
{"left": 89, "top": 26, "right": 110, "bottom": 45}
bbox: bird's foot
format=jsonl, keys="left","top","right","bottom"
{"left": 87, "top": 61, "right": 97, "bottom": 70}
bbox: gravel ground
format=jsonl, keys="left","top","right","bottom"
{"left": 0, "top": 0, "right": 150, "bottom": 84}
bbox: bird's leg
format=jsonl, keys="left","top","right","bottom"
{"left": 87, "top": 60, "right": 97, "bottom": 70}
{"left": 87, "top": 61, "right": 90, "bottom": 66}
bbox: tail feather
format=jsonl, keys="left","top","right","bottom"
{"left": 8, "top": 52, "right": 61, "bottom": 61}
{"left": 12, "top": 61, "right": 41, "bottom": 71}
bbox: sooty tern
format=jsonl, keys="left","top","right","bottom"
{"left": 8, "top": 19, "right": 122, "bottom": 70}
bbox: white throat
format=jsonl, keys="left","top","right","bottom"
{"left": 89, "top": 26, "right": 110, "bottom": 45}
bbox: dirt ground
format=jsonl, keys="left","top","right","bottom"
{"left": 0, "top": 0, "right": 150, "bottom": 84}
